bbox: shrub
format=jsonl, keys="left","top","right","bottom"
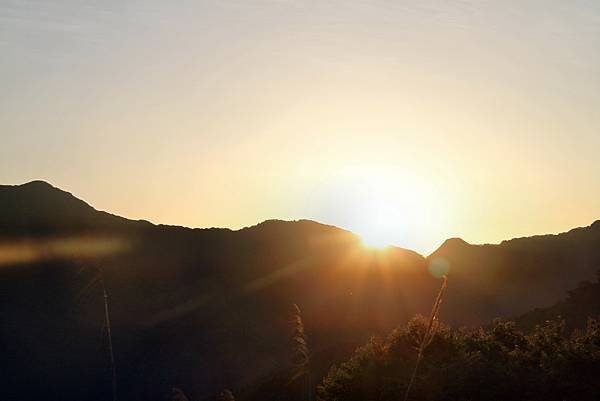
{"left": 318, "top": 317, "right": 600, "bottom": 401}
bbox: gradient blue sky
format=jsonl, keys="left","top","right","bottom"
{"left": 1, "top": 1, "right": 599, "bottom": 254}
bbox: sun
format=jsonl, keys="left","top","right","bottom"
{"left": 329, "top": 168, "right": 421, "bottom": 250}
{"left": 311, "top": 164, "right": 439, "bottom": 253}
{"left": 360, "top": 232, "right": 393, "bottom": 249}
{"left": 354, "top": 202, "right": 400, "bottom": 249}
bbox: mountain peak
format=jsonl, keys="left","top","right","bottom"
{"left": 5, "top": 180, "right": 73, "bottom": 199}
{"left": 21, "top": 180, "right": 54, "bottom": 188}
{"left": 0, "top": 180, "right": 149, "bottom": 235}
{"left": 441, "top": 237, "right": 470, "bottom": 248}
{"left": 429, "top": 237, "right": 471, "bottom": 258}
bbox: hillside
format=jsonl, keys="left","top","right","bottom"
{"left": 515, "top": 272, "right": 600, "bottom": 332}
{"left": 429, "top": 224, "right": 600, "bottom": 325}
{"left": 1, "top": 181, "right": 599, "bottom": 401}
{"left": 0, "top": 181, "right": 434, "bottom": 401}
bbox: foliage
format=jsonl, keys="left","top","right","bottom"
{"left": 403, "top": 276, "right": 447, "bottom": 401}
{"left": 290, "top": 303, "right": 310, "bottom": 385}
{"left": 516, "top": 271, "right": 600, "bottom": 332}
{"left": 218, "top": 389, "right": 236, "bottom": 401}
{"left": 318, "top": 316, "right": 600, "bottom": 401}
{"left": 170, "top": 388, "right": 190, "bottom": 401}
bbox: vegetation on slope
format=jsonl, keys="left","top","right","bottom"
{"left": 318, "top": 316, "right": 600, "bottom": 401}
{"left": 516, "top": 271, "right": 600, "bottom": 332}
{"left": 2, "top": 181, "right": 600, "bottom": 401}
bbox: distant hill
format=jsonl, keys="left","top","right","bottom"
{"left": 428, "top": 223, "right": 600, "bottom": 325}
{"left": 0, "top": 180, "right": 152, "bottom": 235}
{"left": 515, "top": 272, "right": 600, "bottom": 332}
{"left": 0, "top": 181, "right": 434, "bottom": 401}
{"left": 0, "top": 181, "right": 599, "bottom": 401}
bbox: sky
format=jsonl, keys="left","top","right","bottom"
{"left": 1, "top": 0, "right": 600, "bottom": 255}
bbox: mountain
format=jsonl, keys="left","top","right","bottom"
{"left": 515, "top": 272, "right": 600, "bottom": 332}
{"left": 0, "top": 180, "right": 152, "bottom": 235}
{"left": 429, "top": 222, "right": 600, "bottom": 325}
{"left": 1, "top": 181, "right": 599, "bottom": 401}
{"left": 0, "top": 181, "right": 435, "bottom": 401}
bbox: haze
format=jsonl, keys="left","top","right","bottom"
{"left": 1, "top": 0, "right": 599, "bottom": 254}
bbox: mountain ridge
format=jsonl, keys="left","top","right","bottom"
{"left": 0, "top": 180, "right": 362, "bottom": 236}
{"left": 5, "top": 180, "right": 599, "bottom": 259}
{"left": 1, "top": 180, "right": 600, "bottom": 401}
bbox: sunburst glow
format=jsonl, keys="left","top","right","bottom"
{"left": 357, "top": 202, "right": 399, "bottom": 249}
{"left": 311, "top": 165, "right": 440, "bottom": 253}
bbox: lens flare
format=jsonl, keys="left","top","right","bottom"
{"left": 428, "top": 257, "right": 450, "bottom": 278}
{"left": 0, "top": 236, "right": 129, "bottom": 267}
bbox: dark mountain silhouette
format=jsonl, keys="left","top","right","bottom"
{"left": 429, "top": 222, "right": 600, "bottom": 325}
{"left": 0, "top": 180, "right": 152, "bottom": 235}
{"left": 0, "top": 181, "right": 434, "bottom": 401}
{"left": 515, "top": 271, "right": 600, "bottom": 332}
{"left": 0, "top": 181, "right": 599, "bottom": 401}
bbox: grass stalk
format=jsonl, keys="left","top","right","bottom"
{"left": 403, "top": 275, "right": 447, "bottom": 401}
